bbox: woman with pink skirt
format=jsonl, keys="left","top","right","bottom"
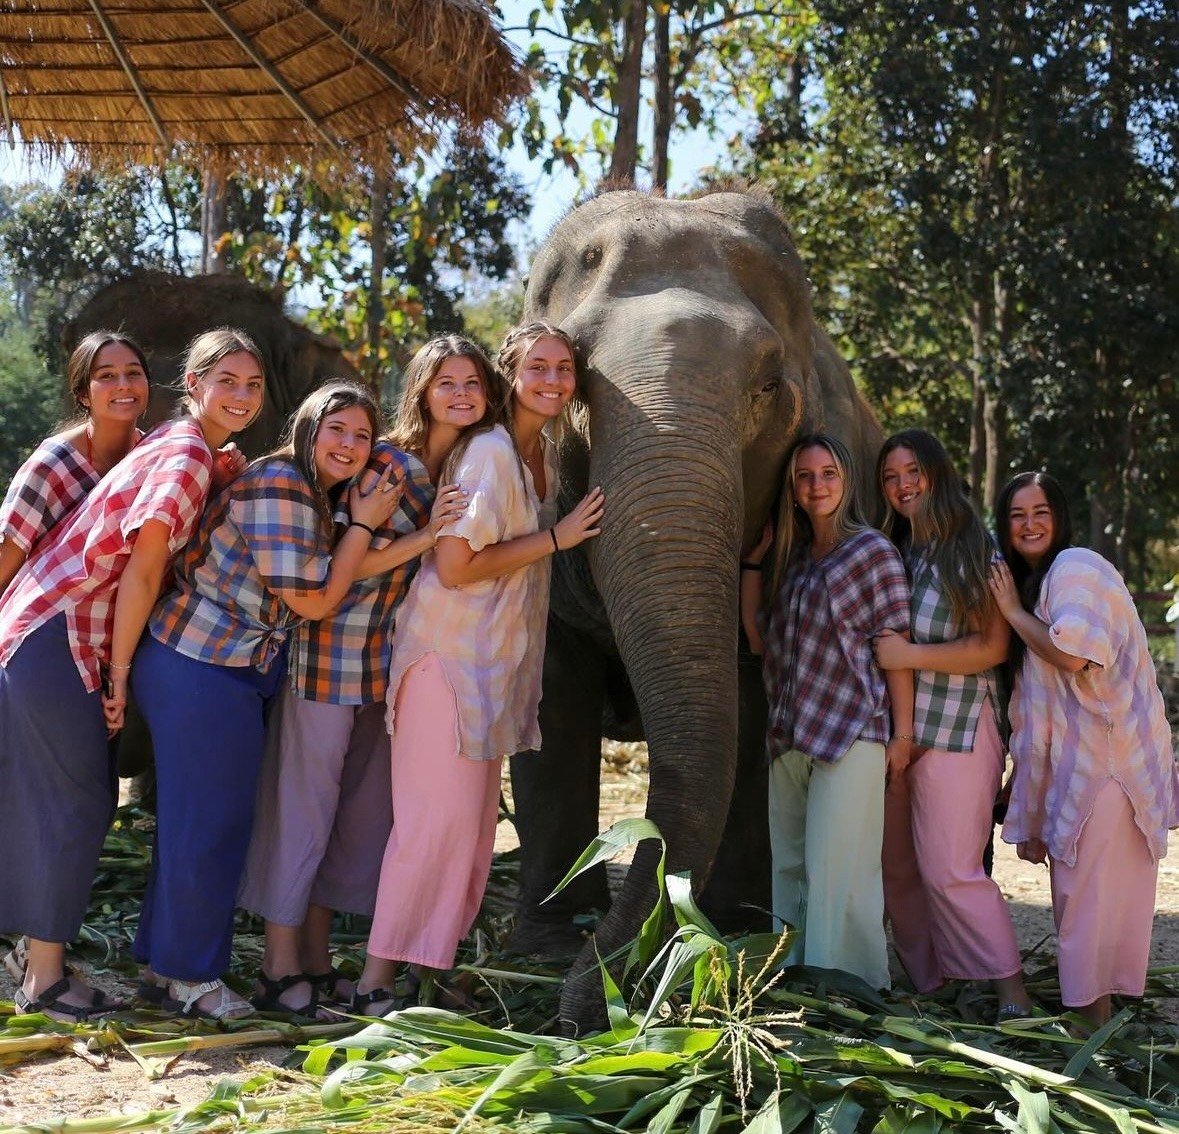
{"left": 989, "top": 471, "right": 1178, "bottom": 1029}
{"left": 351, "top": 322, "right": 605, "bottom": 1015}
{"left": 873, "top": 430, "right": 1031, "bottom": 1021}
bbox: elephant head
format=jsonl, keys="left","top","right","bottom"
{"left": 523, "top": 188, "right": 880, "bottom": 1028}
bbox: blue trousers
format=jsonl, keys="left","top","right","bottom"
{"left": 131, "top": 635, "right": 284, "bottom": 982}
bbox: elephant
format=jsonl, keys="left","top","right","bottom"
{"left": 64, "top": 269, "right": 362, "bottom": 458}
{"left": 508, "top": 187, "right": 883, "bottom": 1031}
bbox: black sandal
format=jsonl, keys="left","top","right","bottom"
{"left": 348, "top": 986, "right": 406, "bottom": 1017}
{"left": 15, "top": 977, "right": 123, "bottom": 1021}
{"left": 251, "top": 972, "right": 319, "bottom": 1016}
{"left": 305, "top": 966, "right": 352, "bottom": 1004}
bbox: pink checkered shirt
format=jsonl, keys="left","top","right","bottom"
{"left": 763, "top": 528, "right": 910, "bottom": 763}
{"left": 0, "top": 435, "right": 100, "bottom": 556}
{"left": 0, "top": 419, "right": 213, "bottom": 692}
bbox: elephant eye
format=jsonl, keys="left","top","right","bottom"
{"left": 759, "top": 377, "right": 782, "bottom": 396}
{"left": 581, "top": 245, "right": 602, "bottom": 270}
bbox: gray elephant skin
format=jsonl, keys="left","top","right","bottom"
{"left": 64, "top": 269, "right": 362, "bottom": 459}
{"left": 510, "top": 188, "right": 882, "bottom": 1030}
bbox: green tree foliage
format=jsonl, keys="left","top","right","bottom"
{"left": 739, "top": 0, "right": 1178, "bottom": 577}
{"left": 511, "top": 1, "right": 805, "bottom": 187}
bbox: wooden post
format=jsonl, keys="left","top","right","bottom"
{"left": 201, "top": 169, "right": 228, "bottom": 274}
{"left": 367, "top": 155, "right": 390, "bottom": 397}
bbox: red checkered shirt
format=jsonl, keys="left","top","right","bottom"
{"left": 149, "top": 457, "right": 333, "bottom": 673}
{"left": 0, "top": 419, "right": 213, "bottom": 692}
{"left": 288, "top": 442, "right": 435, "bottom": 704}
{"left": 762, "top": 527, "right": 910, "bottom": 763}
{"left": 0, "top": 435, "right": 100, "bottom": 556}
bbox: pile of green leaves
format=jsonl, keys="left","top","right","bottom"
{"left": 2, "top": 817, "right": 1177, "bottom": 1133}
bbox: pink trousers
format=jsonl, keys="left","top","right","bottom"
{"left": 883, "top": 707, "right": 1022, "bottom": 992}
{"left": 367, "top": 654, "right": 502, "bottom": 970}
{"left": 1051, "top": 779, "right": 1158, "bottom": 1007}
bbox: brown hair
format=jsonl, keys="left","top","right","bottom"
{"left": 271, "top": 380, "right": 383, "bottom": 533}
{"left": 389, "top": 334, "right": 501, "bottom": 479}
{"left": 178, "top": 327, "right": 266, "bottom": 427}
{"left": 67, "top": 330, "right": 150, "bottom": 413}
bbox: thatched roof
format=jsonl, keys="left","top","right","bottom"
{"left": 0, "top": 0, "right": 527, "bottom": 170}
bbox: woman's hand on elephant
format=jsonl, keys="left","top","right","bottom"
{"left": 428, "top": 484, "right": 469, "bottom": 540}
{"left": 349, "top": 465, "right": 401, "bottom": 531}
{"left": 553, "top": 487, "right": 605, "bottom": 550}
{"left": 872, "top": 629, "right": 913, "bottom": 670}
{"left": 987, "top": 559, "right": 1021, "bottom": 621}
{"left": 211, "top": 442, "right": 248, "bottom": 491}
{"left": 748, "top": 520, "right": 774, "bottom": 565}
{"left": 102, "top": 671, "right": 129, "bottom": 737}
{"left": 1016, "top": 837, "right": 1048, "bottom": 865}
{"left": 884, "top": 736, "right": 913, "bottom": 782}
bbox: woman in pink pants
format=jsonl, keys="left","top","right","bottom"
{"left": 351, "top": 322, "right": 605, "bottom": 1014}
{"left": 873, "top": 430, "right": 1031, "bottom": 1020}
{"left": 989, "top": 472, "right": 1177, "bottom": 1029}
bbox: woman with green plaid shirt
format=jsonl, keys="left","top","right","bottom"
{"left": 872, "top": 430, "right": 1031, "bottom": 1021}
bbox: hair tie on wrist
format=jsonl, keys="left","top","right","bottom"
{"left": 351, "top": 521, "right": 376, "bottom": 537}
{"left": 550, "top": 528, "right": 560, "bottom": 553}
{"left": 741, "top": 561, "right": 762, "bottom": 571}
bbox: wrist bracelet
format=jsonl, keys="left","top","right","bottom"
{"left": 351, "top": 520, "right": 376, "bottom": 537}
{"left": 108, "top": 662, "right": 131, "bottom": 672}
{"left": 895, "top": 733, "right": 916, "bottom": 742}
{"left": 550, "top": 528, "right": 560, "bottom": 553}
{"left": 740, "top": 561, "right": 762, "bottom": 571}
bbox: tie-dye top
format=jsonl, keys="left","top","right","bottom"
{"left": 1002, "top": 547, "right": 1178, "bottom": 866}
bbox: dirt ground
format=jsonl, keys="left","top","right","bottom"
{"left": 1, "top": 748, "right": 1176, "bottom": 1129}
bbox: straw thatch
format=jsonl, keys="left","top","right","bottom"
{"left": 0, "top": 0, "right": 527, "bottom": 171}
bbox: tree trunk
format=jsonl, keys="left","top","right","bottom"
{"left": 366, "top": 162, "right": 389, "bottom": 398}
{"left": 200, "top": 170, "right": 228, "bottom": 274}
{"left": 652, "top": 4, "right": 670, "bottom": 191}
{"left": 607, "top": 0, "right": 647, "bottom": 184}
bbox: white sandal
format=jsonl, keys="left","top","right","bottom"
{"left": 2, "top": 937, "right": 28, "bottom": 982}
{"left": 166, "top": 978, "right": 254, "bottom": 1020}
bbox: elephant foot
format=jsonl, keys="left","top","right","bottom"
{"left": 558, "top": 964, "right": 610, "bottom": 1038}
{"left": 506, "top": 917, "right": 587, "bottom": 961}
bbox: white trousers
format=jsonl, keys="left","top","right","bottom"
{"left": 769, "top": 739, "right": 890, "bottom": 990}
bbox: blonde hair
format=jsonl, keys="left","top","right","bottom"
{"left": 769, "top": 432, "right": 869, "bottom": 597}
{"left": 271, "top": 381, "right": 382, "bottom": 534}
{"left": 178, "top": 327, "right": 266, "bottom": 428}
{"left": 388, "top": 335, "right": 500, "bottom": 479}
{"left": 492, "top": 321, "right": 580, "bottom": 488}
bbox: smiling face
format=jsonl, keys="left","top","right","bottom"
{"left": 792, "top": 443, "right": 845, "bottom": 524}
{"left": 313, "top": 405, "right": 374, "bottom": 489}
{"left": 1006, "top": 484, "right": 1056, "bottom": 569}
{"left": 425, "top": 355, "right": 488, "bottom": 431}
{"left": 188, "top": 350, "right": 265, "bottom": 440}
{"left": 512, "top": 335, "right": 577, "bottom": 424}
{"left": 84, "top": 342, "right": 149, "bottom": 426}
{"left": 880, "top": 445, "right": 928, "bottom": 521}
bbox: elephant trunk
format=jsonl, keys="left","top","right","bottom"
{"left": 559, "top": 376, "right": 743, "bottom": 1028}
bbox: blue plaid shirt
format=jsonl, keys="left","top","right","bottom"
{"left": 287, "top": 442, "right": 435, "bottom": 704}
{"left": 150, "top": 457, "right": 331, "bottom": 672}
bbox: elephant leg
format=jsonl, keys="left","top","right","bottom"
{"left": 699, "top": 654, "right": 770, "bottom": 933}
{"left": 509, "top": 616, "right": 610, "bottom": 956}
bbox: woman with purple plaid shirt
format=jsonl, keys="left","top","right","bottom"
{"left": 741, "top": 433, "right": 913, "bottom": 991}
{"left": 872, "top": 430, "right": 1032, "bottom": 1022}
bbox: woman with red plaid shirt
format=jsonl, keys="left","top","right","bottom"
{"left": 0, "top": 328, "right": 262, "bottom": 1021}
{"left": 741, "top": 432, "right": 913, "bottom": 990}
{"left": 0, "top": 331, "right": 151, "bottom": 595}
{"left": 130, "top": 382, "right": 400, "bottom": 1020}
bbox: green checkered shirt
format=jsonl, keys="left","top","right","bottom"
{"left": 908, "top": 551, "right": 1003, "bottom": 753}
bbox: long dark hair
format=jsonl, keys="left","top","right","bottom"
{"left": 66, "top": 330, "right": 151, "bottom": 415}
{"left": 995, "top": 471, "right": 1074, "bottom": 668}
{"left": 271, "top": 381, "right": 383, "bottom": 534}
{"left": 877, "top": 429, "right": 993, "bottom": 628}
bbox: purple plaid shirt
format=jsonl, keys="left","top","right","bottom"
{"left": 763, "top": 528, "right": 910, "bottom": 763}
{"left": 288, "top": 442, "right": 435, "bottom": 705}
